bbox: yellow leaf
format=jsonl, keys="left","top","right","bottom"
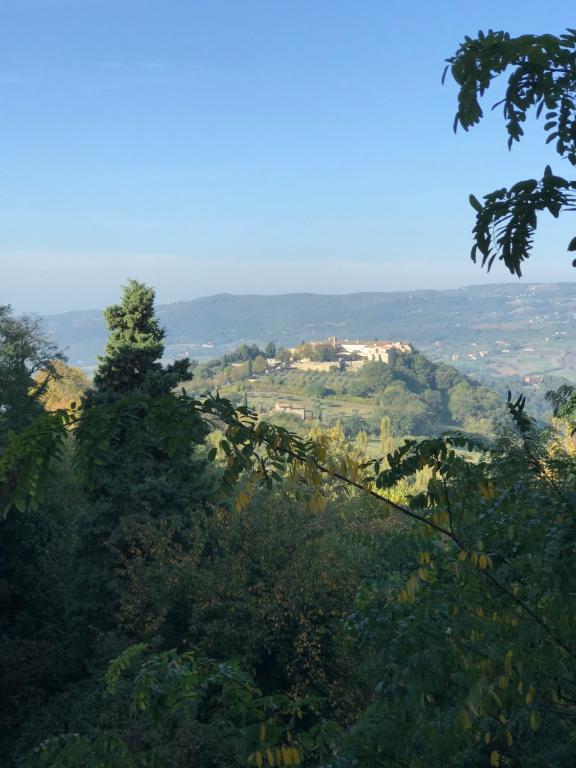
{"left": 291, "top": 747, "right": 301, "bottom": 765}
{"left": 457, "top": 709, "right": 471, "bottom": 732}
{"left": 458, "top": 550, "right": 468, "bottom": 561}
{"left": 406, "top": 575, "right": 418, "bottom": 602}
{"left": 480, "top": 481, "right": 497, "bottom": 500}
{"left": 255, "top": 751, "right": 263, "bottom": 768}
{"left": 235, "top": 490, "right": 250, "bottom": 512}
{"left": 418, "top": 567, "right": 428, "bottom": 582}
{"left": 267, "top": 749, "right": 275, "bottom": 766}
{"left": 506, "top": 729, "right": 513, "bottom": 746}
{"left": 259, "top": 723, "right": 266, "bottom": 742}
{"left": 484, "top": 732, "right": 491, "bottom": 744}
{"left": 490, "top": 750, "right": 500, "bottom": 767}
{"left": 479, "top": 554, "right": 488, "bottom": 570}
{"left": 499, "top": 676, "right": 509, "bottom": 689}
{"left": 529, "top": 710, "right": 541, "bottom": 732}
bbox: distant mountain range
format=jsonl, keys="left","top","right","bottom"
{"left": 43, "top": 283, "right": 576, "bottom": 380}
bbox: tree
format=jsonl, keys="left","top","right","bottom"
{"left": 230, "top": 362, "right": 250, "bottom": 382}
{"left": 446, "top": 29, "right": 576, "bottom": 275}
{"left": 379, "top": 415, "right": 401, "bottom": 463}
{"left": 75, "top": 280, "right": 210, "bottom": 643}
{"left": 355, "top": 429, "right": 369, "bottom": 456}
{"left": 185, "top": 484, "right": 370, "bottom": 720}
{"left": 265, "top": 341, "right": 277, "bottom": 358}
{"left": 378, "top": 382, "right": 431, "bottom": 436}
{"left": 310, "top": 344, "right": 339, "bottom": 363}
{"left": 252, "top": 355, "right": 267, "bottom": 375}
{"left": 448, "top": 381, "right": 503, "bottom": 433}
{"left": 0, "top": 312, "right": 83, "bottom": 765}
{"left": 341, "top": 413, "right": 369, "bottom": 439}
{"left": 0, "top": 450, "right": 85, "bottom": 764}
{"left": 276, "top": 347, "right": 292, "bottom": 364}
{"left": 89, "top": 279, "right": 190, "bottom": 399}
{"left": 0, "top": 308, "right": 67, "bottom": 518}
{"left": 0, "top": 307, "right": 64, "bottom": 436}
{"left": 35, "top": 360, "right": 90, "bottom": 411}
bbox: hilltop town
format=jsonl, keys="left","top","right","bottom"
{"left": 269, "top": 336, "right": 414, "bottom": 372}
{"left": 285, "top": 336, "right": 414, "bottom": 371}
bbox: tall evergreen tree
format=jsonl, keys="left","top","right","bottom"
{"left": 75, "top": 280, "right": 210, "bottom": 645}
{"left": 89, "top": 280, "right": 190, "bottom": 398}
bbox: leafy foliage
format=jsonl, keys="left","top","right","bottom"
{"left": 29, "top": 647, "right": 340, "bottom": 768}
{"left": 0, "top": 306, "right": 65, "bottom": 437}
{"left": 446, "top": 29, "right": 576, "bottom": 274}
{"left": 35, "top": 360, "right": 90, "bottom": 411}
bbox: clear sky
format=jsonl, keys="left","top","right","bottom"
{"left": 1, "top": 0, "right": 574, "bottom": 313}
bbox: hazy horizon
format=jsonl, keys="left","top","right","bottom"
{"left": 32, "top": 278, "right": 576, "bottom": 318}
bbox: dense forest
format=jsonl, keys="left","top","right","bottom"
{"left": 3, "top": 24, "right": 576, "bottom": 768}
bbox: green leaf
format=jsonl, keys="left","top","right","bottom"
{"left": 469, "top": 194, "right": 483, "bottom": 213}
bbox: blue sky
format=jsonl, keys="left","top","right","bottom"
{"left": 1, "top": 0, "right": 574, "bottom": 313}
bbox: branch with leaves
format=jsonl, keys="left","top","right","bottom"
{"left": 445, "top": 28, "right": 576, "bottom": 275}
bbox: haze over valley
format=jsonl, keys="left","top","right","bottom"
{"left": 45, "top": 281, "right": 576, "bottom": 382}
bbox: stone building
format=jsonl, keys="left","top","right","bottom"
{"left": 327, "top": 337, "right": 413, "bottom": 362}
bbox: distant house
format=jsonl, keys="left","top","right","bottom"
{"left": 523, "top": 375, "right": 544, "bottom": 388}
{"left": 327, "top": 336, "right": 414, "bottom": 364}
{"left": 273, "top": 401, "right": 306, "bottom": 419}
{"left": 284, "top": 336, "right": 414, "bottom": 372}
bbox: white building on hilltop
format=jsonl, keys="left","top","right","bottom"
{"left": 327, "top": 337, "right": 413, "bottom": 363}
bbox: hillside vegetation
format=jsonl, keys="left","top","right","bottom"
{"left": 190, "top": 344, "right": 506, "bottom": 440}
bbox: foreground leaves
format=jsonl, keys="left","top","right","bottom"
{"left": 445, "top": 29, "right": 576, "bottom": 275}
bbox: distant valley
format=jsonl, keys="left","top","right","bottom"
{"left": 43, "top": 282, "right": 576, "bottom": 381}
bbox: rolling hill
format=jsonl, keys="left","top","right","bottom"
{"left": 42, "top": 282, "right": 576, "bottom": 380}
